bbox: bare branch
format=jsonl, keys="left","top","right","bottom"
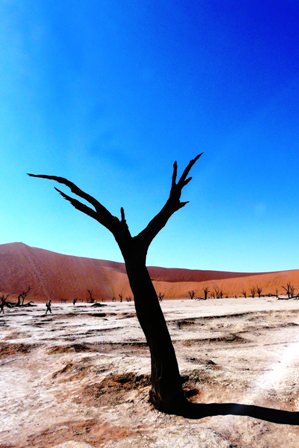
{"left": 177, "top": 153, "right": 203, "bottom": 188}
{"left": 28, "top": 173, "right": 125, "bottom": 235}
{"left": 136, "top": 154, "right": 202, "bottom": 249}
{"left": 179, "top": 201, "right": 189, "bottom": 208}
{"left": 120, "top": 207, "right": 126, "bottom": 222}
{"left": 171, "top": 161, "right": 178, "bottom": 189}
{"left": 28, "top": 154, "right": 202, "bottom": 254}
{"left": 55, "top": 187, "right": 99, "bottom": 221}
{"left": 28, "top": 174, "right": 103, "bottom": 211}
{"left": 184, "top": 176, "right": 192, "bottom": 186}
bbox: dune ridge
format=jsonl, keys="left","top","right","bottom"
{"left": 0, "top": 242, "right": 298, "bottom": 301}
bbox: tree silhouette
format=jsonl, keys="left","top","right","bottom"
{"left": 17, "top": 286, "right": 31, "bottom": 306}
{"left": 158, "top": 292, "right": 165, "bottom": 302}
{"left": 214, "top": 286, "right": 223, "bottom": 299}
{"left": 282, "top": 282, "right": 295, "bottom": 299}
{"left": 203, "top": 287, "right": 209, "bottom": 300}
{"left": 256, "top": 286, "right": 263, "bottom": 298}
{"left": 188, "top": 290, "right": 195, "bottom": 300}
{"left": 28, "top": 153, "right": 202, "bottom": 412}
{"left": 87, "top": 289, "right": 95, "bottom": 303}
{"left": 0, "top": 294, "right": 9, "bottom": 313}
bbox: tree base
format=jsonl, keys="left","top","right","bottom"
{"left": 149, "top": 387, "right": 188, "bottom": 414}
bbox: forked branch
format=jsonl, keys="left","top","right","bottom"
{"left": 27, "top": 173, "right": 125, "bottom": 235}
{"left": 28, "top": 153, "right": 202, "bottom": 251}
{"left": 137, "top": 153, "right": 203, "bottom": 249}
{"left": 173, "top": 153, "right": 202, "bottom": 192}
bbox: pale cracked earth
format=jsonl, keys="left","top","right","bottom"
{"left": 1, "top": 298, "right": 299, "bottom": 447}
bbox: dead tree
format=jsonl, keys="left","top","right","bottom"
{"left": 87, "top": 289, "right": 95, "bottom": 303}
{"left": 214, "top": 287, "right": 223, "bottom": 299}
{"left": 0, "top": 294, "right": 10, "bottom": 302}
{"left": 0, "top": 294, "right": 9, "bottom": 314}
{"left": 256, "top": 286, "right": 263, "bottom": 298}
{"left": 188, "top": 290, "right": 195, "bottom": 300}
{"left": 282, "top": 282, "right": 295, "bottom": 299}
{"left": 17, "top": 286, "right": 31, "bottom": 306}
{"left": 158, "top": 292, "right": 165, "bottom": 302}
{"left": 241, "top": 290, "right": 247, "bottom": 298}
{"left": 250, "top": 287, "right": 256, "bottom": 298}
{"left": 203, "top": 287, "right": 209, "bottom": 300}
{"left": 118, "top": 293, "right": 123, "bottom": 303}
{"left": 28, "top": 153, "right": 202, "bottom": 413}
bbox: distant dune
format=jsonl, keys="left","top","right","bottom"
{"left": 0, "top": 242, "right": 299, "bottom": 301}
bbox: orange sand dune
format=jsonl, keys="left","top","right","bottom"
{"left": 0, "top": 242, "right": 298, "bottom": 301}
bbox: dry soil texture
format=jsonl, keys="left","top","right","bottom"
{"left": 1, "top": 298, "right": 299, "bottom": 447}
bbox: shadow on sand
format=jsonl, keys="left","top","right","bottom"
{"left": 178, "top": 402, "right": 299, "bottom": 425}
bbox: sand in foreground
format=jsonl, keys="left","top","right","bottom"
{"left": 1, "top": 298, "right": 299, "bottom": 447}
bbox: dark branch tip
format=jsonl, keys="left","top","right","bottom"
{"left": 54, "top": 187, "right": 73, "bottom": 202}
{"left": 54, "top": 186, "right": 64, "bottom": 194}
{"left": 120, "top": 207, "right": 126, "bottom": 222}
{"left": 27, "top": 173, "right": 48, "bottom": 178}
{"left": 192, "top": 152, "right": 204, "bottom": 164}
{"left": 184, "top": 176, "right": 192, "bottom": 186}
{"left": 179, "top": 201, "right": 189, "bottom": 208}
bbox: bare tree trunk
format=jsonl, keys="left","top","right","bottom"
{"left": 124, "top": 255, "right": 185, "bottom": 411}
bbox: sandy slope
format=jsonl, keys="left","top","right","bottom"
{"left": 1, "top": 243, "right": 299, "bottom": 301}
{"left": 1, "top": 298, "right": 299, "bottom": 447}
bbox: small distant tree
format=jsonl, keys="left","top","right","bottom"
{"left": 203, "top": 287, "right": 209, "bottom": 300}
{"left": 250, "top": 287, "right": 256, "bottom": 298}
{"left": 241, "top": 290, "right": 247, "bottom": 298}
{"left": 17, "top": 286, "right": 31, "bottom": 306}
{"left": 188, "top": 290, "right": 195, "bottom": 300}
{"left": 214, "top": 287, "right": 223, "bottom": 299}
{"left": 256, "top": 286, "right": 263, "bottom": 298}
{"left": 87, "top": 289, "right": 95, "bottom": 303}
{"left": 118, "top": 293, "right": 123, "bottom": 303}
{"left": 0, "top": 294, "right": 10, "bottom": 313}
{"left": 158, "top": 292, "right": 165, "bottom": 302}
{"left": 282, "top": 283, "right": 295, "bottom": 299}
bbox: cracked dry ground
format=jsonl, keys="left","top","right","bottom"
{"left": 1, "top": 298, "right": 299, "bottom": 447}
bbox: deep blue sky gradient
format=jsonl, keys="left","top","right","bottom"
{"left": 0, "top": 0, "right": 299, "bottom": 271}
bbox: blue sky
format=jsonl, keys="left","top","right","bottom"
{"left": 0, "top": 0, "right": 299, "bottom": 272}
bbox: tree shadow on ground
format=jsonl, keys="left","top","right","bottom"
{"left": 178, "top": 402, "right": 299, "bottom": 425}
